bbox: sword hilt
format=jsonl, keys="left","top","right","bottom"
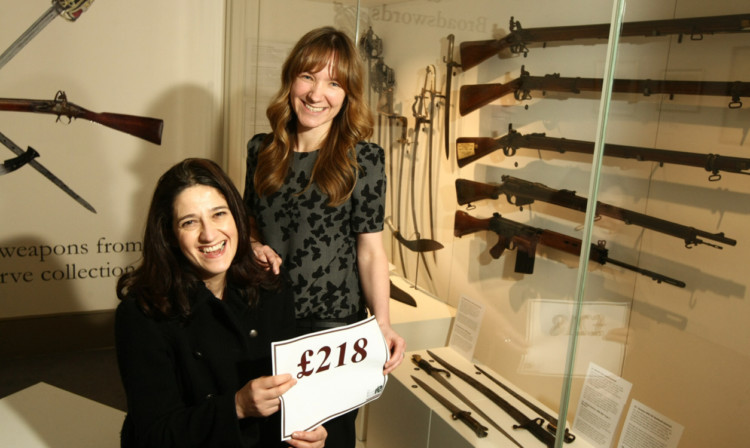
{"left": 411, "top": 354, "right": 450, "bottom": 377}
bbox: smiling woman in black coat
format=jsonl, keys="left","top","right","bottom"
{"left": 114, "top": 158, "right": 326, "bottom": 448}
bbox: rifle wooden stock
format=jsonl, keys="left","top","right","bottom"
{"left": 459, "top": 67, "right": 749, "bottom": 115}
{"left": 0, "top": 91, "right": 164, "bottom": 145}
{"left": 455, "top": 125, "right": 750, "bottom": 180}
{"left": 455, "top": 176, "right": 737, "bottom": 249}
{"left": 454, "top": 210, "right": 686, "bottom": 287}
{"left": 460, "top": 14, "right": 750, "bottom": 70}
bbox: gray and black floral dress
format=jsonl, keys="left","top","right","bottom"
{"left": 243, "top": 133, "right": 386, "bottom": 321}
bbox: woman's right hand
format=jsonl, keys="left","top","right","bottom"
{"left": 235, "top": 374, "right": 296, "bottom": 419}
{"left": 287, "top": 425, "right": 327, "bottom": 448}
{"left": 251, "top": 242, "right": 282, "bottom": 275}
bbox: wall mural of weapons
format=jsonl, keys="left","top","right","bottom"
{"left": 460, "top": 13, "right": 750, "bottom": 71}
{"left": 459, "top": 65, "right": 748, "bottom": 115}
{"left": 456, "top": 123, "right": 750, "bottom": 181}
{"left": 0, "top": 0, "right": 94, "bottom": 71}
{"left": 454, "top": 210, "right": 686, "bottom": 288}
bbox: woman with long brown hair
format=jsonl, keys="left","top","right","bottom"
{"left": 244, "top": 27, "right": 406, "bottom": 447}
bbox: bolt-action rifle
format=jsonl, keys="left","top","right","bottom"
{"left": 453, "top": 210, "right": 686, "bottom": 288}
{"left": 459, "top": 66, "right": 748, "bottom": 115}
{"left": 460, "top": 13, "right": 750, "bottom": 71}
{"left": 455, "top": 176, "right": 736, "bottom": 249}
{"left": 0, "top": 91, "right": 163, "bottom": 145}
{"left": 455, "top": 124, "right": 750, "bottom": 181}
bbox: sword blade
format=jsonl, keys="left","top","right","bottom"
{"left": 413, "top": 355, "right": 523, "bottom": 447}
{"left": 0, "top": 5, "right": 59, "bottom": 71}
{"left": 410, "top": 375, "right": 488, "bottom": 438}
{"left": 0, "top": 131, "right": 96, "bottom": 213}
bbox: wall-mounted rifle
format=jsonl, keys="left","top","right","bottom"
{"left": 460, "top": 13, "right": 750, "bottom": 71}
{"left": 456, "top": 176, "right": 736, "bottom": 249}
{"left": 459, "top": 66, "right": 748, "bottom": 115}
{"left": 0, "top": 90, "right": 163, "bottom": 145}
{"left": 454, "top": 210, "right": 686, "bottom": 287}
{"left": 0, "top": 130, "right": 96, "bottom": 213}
{"left": 0, "top": 0, "right": 94, "bottom": 71}
{"left": 456, "top": 123, "right": 750, "bottom": 181}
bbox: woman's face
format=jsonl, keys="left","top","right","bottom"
{"left": 172, "top": 185, "right": 238, "bottom": 289}
{"left": 290, "top": 61, "right": 346, "bottom": 139}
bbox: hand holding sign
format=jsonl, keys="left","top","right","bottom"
{"left": 272, "top": 316, "right": 389, "bottom": 441}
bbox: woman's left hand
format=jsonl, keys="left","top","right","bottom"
{"left": 380, "top": 323, "right": 406, "bottom": 375}
{"left": 287, "top": 425, "right": 327, "bottom": 448}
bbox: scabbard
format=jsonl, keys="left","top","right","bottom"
{"left": 410, "top": 375, "right": 488, "bottom": 438}
{"left": 425, "top": 350, "right": 564, "bottom": 447}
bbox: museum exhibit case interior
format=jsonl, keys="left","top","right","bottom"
{"left": 230, "top": 0, "right": 748, "bottom": 446}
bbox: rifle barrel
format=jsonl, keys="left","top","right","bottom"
{"left": 460, "top": 14, "right": 750, "bottom": 70}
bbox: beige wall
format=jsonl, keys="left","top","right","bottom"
{"left": 0, "top": 1, "right": 225, "bottom": 318}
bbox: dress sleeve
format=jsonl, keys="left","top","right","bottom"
{"left": 243, "top": 133, "right": 267, "bottom": 218}
{"left": 351, "top": 141, "right": 386, "bottom": 233}
{"left": 115, "top": 299, "right": 256, "bottom": 448}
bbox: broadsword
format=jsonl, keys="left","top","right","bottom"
{"left": 412, "top": 354, "right": 523, "bottom": 447}
{"left": 0, "top": 0, "right": 95, "bottom": 71}
{"left": 424, "top": 350, "right": 562, "bottom": 447}
{"left": 410, "top": 375, "right": 488, "bottom": 438}
{"left": 0, "top": 131, "right": 96, "bottom": 213}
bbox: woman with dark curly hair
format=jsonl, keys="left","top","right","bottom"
{"left": 244, "top": 26, "right": 406, "bottom": 447}
{"left": 115, "top": 158, "right": 326, "bottom": 448}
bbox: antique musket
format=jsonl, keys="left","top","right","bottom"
{"left": 455, "top": 123, "right": 750, "bottom": 181}
{"left": 460, "top": 13, "right": 750, "bottom": 70}
{"left": 0, "top": 91, "right": 164, "bottom": 145}
{"left": 459, "top": 65, "right": 748, "bottom": 115}
{"left": 410, "top": 375, "right": 489, "bottom": 438}
{"left": 411, "top": 354, "right": 522, "bottom": 446}
{"left": 455, "top": 176, "right": 736, "bottom": 249}
{"left": 426, "top": 350, "right": 575, "bottom": 445}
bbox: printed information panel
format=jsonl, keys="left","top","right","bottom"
{"left": 272, "top": 316, "right": 389, "bottom": 440}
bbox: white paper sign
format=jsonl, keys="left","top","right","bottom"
{"left": 271, "top": 316, "right": 389, "bottom": 440}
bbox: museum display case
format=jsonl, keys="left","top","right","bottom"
{"left": 202, "top": 0, "right": 750, "bottom": 446}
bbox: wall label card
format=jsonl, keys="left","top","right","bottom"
{"left": 272, "top": 316, "right": 389, "bottom": 440}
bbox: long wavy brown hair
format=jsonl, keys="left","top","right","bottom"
{"left": 255, "top": 26, "right": 373, "bottom": 207}
{"left": 117, "top": 158, "right": 279, "bottom": 319}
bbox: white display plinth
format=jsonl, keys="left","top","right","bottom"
{"left": 0, "top": 382, "right": 125, "bottom": 448}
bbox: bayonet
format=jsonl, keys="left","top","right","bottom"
{"left": 0, "top": 147, "right": 38, "bottom": 176}
{"left": 442, "top": 34, "right": 460, "bottom": 160}
{"left": 0, "top": 131, "right": 96, "bottom": 213}
{"left": 426, "top": 350, "right": 575, "bottom": 444}
{"left": 410, "top": 375, "right": 489, "bottom": 439}
{"left": 412, "top": 354, "right": 522, "bottom": 446}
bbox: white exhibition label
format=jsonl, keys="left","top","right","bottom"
{"left": 271, "top": 316, "right": 389, "bottom": 440}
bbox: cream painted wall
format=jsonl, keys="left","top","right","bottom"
{"left": 226, "top": 1, "right": 750, "bottom": 447}
{"left": 0, "top": 1, "right": 226, "bottom": 316}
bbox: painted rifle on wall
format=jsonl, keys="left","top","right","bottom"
{"left": 455, "top": 123, "right": 750, "bottom": 181}
{"left": 453, "top": 210, "right": 686, "bottom": 287}
{"left": 0, "top": 91, "right": 164, "bottom": 145}
{"left": 455, "top": 176, "right": 737, "bottom": 249}
{"left": 460, "top": 13, "right": 750, "bottom": 71}
{"left": 459, "top": 66, "right": 748, "bottom": 115}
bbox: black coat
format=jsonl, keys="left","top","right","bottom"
{"left": 115, "top": 282, "right": 295, "bottom": 448}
